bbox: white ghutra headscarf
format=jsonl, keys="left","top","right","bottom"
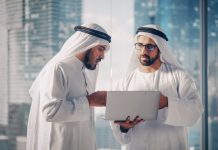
{"left": 29, "top": 23, "right": 111, "bottom": 97}
{"left": 127, "top": 24, "right": 182, "bottom": 73}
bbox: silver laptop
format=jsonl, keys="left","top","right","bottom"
{"left": 105, "top": 91, "right": 160, "bottom": 120}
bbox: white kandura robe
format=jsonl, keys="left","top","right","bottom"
{"left": 110, "top": 62, "right": 203, "bottom": 150}
{"left": 26, "top": 56, "right": 96, "bottom": 150}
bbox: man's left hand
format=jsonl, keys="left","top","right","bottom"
{"left": 159, "top": 93, "right": 168, "bottom": 109}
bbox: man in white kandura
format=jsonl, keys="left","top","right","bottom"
{"left": 26, "top": 23, "right": 111, "bottom": 150}
{"left": 110, "top": 24, "right": 203, "bottom": 150}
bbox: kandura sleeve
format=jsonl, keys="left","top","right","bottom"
{"left": 110, "top": 121, "right": 133, "bottom": 145}
{"left": 39, "top": 63, "right": 90, "bottom": 123}
{"left": 164, "top": 71, "right": 204, "bottom": 127}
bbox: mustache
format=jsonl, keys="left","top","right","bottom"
{"left": 96, "top": 58, "right": 103, "bottom": 62}
{"left": 140, "top": 54, "right": 150, "bottom": 59}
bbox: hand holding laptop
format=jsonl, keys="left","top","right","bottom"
{"left": 159, "top": 94, "right": 168, "bottom": 109}
{"left": 87, "top": 91, "right": 107, "bottom": 107}
{"left": 114, "top": 116, "right": 144, "bottom": 129}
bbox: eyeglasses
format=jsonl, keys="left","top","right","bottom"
{"left": 135, "top": 43, "right": 157, "bottom": 52}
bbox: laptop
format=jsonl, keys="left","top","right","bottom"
{"left": 105, "top": 91, "right": 160, "bottom": 121}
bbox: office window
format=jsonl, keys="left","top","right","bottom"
{"left": 208, "top": 0, "right": 218, "bottom": 150}
{"left": 94, "top": 0, "right": 202, "bottom": 150}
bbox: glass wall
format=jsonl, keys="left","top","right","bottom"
{"left": 208, "top": 0, "right": 218, "bottom": 150}
{"left": 95, "top": 0, "right": 202, "bottom": 149}
{"left": 0, "top": 0, "right": 82, "bottom": 149}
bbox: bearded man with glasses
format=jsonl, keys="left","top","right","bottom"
{"left": 110, "top": 24, "right": 203, "bottom": 150}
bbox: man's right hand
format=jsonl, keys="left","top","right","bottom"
{"left": 87, "top": 91, "right": 107, "bottom": 107}
{"left": 114, "top": 116, "right": 144, "bottom": 129}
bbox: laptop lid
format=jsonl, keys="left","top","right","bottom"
{"left": 105, "top": 91, "right": 160, "bottom": 120}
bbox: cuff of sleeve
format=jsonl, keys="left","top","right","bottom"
{"left": 120, "top": 126, "right": 130, "bottom": 133}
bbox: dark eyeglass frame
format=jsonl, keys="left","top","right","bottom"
{"left": 135, "top": 43, "right": 157, "bottom": 52}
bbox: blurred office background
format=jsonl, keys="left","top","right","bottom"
{"left": 0, "top": 0, "right": 217, "bottom": 150}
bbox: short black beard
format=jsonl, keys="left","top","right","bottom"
{"left": 140, "top": 51, "right": 160, "bottom": 66}
{"left": 84, "top": 49, "right": 97, "bottom": 70}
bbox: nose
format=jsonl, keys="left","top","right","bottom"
{"left": 139, "top": 48, "right": 149, "bottom": 55}
{"left": 100, "top": 51, "right": 105, "bottom": 59}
